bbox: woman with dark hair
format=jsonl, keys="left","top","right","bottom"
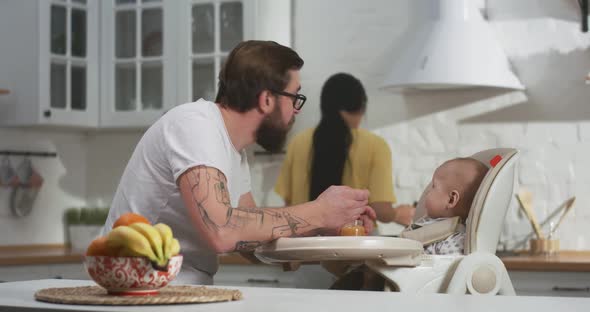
{"left": 275, "top": 73, "right": 414, "bottom": 227}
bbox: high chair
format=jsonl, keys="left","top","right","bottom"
{"left": 255, "top": 148, "right": 519, "bottom": 295}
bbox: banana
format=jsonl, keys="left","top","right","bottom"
{"left": 128, "top": 222, "right": 164, "bottom": 263}
{"left": 169, "top": 238, "right": 180, "bottom": 257}
{"left": 154, "top": 223, "right": 174, "bottom": 260}
{"left": 106, "top": 225, "right": 162, "bottom": 266}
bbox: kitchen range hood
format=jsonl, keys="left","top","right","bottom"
{"left": 382, "top": 0, "right": 524, "bottom": 92}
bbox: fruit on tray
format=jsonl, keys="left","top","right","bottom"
{"left": 85, "top": 213, "right": 180, "bottom": 271}
{"left": 112, "top": 212, "right": 150, "bottom": 228}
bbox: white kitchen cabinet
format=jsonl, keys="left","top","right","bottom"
{"left": 0, "top": 0, "right": 257, "bottom": 129}
{"left": 509, "top": 271, "right": 590, "bottom": 297}
{"left": 175, "top": 0, "right": 255, "bottom": 105}
{"left": 98, "top": 0, "right": 178, "bottom": 128}
{"left": 0, "top": 0, "right": 99, "bottom": 128}
{"left": 214, "top": 264, "right": 335, "bottom": 289}
{"left": 0, "top": 263, "right": 89, "bottom": 283}
{"left": 100, "top": 0, "right": 255, "bottom": 128}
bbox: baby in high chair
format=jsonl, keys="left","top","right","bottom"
{"left": 402, "top": 157, "right": 489, "bottom": 255}
{"left": 328, "top": 157, "right": 489, "bottom": 290}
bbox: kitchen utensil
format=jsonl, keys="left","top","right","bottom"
{"left": 548, "top": 196, "right": 576, "bottom": 238}
{"left": 0, "top": 155, "right": 17, "bottom": 186}
{"left": 516, "top": 191, "right": 545, "bottom": 239}
{"left": 10, "top": 186, "right": 37, "bottom": 217}
{"left": 10, "top": 157, "right": 43, "bottom": 217}
{"left": 529, "top": 238, "right": 559, "bottom": 256}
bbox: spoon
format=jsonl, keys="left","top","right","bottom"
{"left": 516, "top": 191, "right": 544, "bottom": 240}
{"left": 548, "top": 196, "right": 576, "bottom": 238}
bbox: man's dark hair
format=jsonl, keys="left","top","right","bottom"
{"left": 215, "top": 40, "right": 304, "bottom": 112}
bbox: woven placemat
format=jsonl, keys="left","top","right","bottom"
{"left": 34, "top": 285, "right": 242, "bottom": 306}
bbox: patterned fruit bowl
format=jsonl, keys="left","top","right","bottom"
{"left": 84, "top": 255, "right": 183, "bottom": 296}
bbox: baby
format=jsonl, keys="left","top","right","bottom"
{"left": 328, "top": 157, "right": 489, "bottom": 291}
{"left": 404, "top": 157, "right": 489, "bottom": 255}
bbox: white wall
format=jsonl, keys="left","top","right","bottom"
{"left": 85, "top": 131, "right": 144, "bottom": 206}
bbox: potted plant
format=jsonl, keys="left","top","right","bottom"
{"left": 65, "top": 207, "right": 109, "bottom": 253}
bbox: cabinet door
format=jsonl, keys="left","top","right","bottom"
{"left": 39, "top": 0, "right": 99, "bottom": 127}
{"left": 176, "top": 0, "right": 255, "bottom": 104}
{"left": 100, "top": 0, "right": 178, "bottom": 128}
{"left": 509, "top": 271, "right": 590, "bottom": 297}
{"left": 215, "top": 264, "right": 296, "bottom": 288}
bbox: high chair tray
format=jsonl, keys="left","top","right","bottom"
{"left": 254, "top": 236, "right": 423, "bottom": 266}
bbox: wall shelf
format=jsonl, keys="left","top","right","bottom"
{"left": 0, "top": 89, "right": 9, "bottom": 95}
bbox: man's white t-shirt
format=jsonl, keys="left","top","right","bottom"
{"left": 101, "top": 99, "right": 251, "bottom": 283}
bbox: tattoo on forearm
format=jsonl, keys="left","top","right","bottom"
{"left": 187, "top": 166, "right": 314, "bottom": 251}
{"left": 235, "top": 241, "right": 262, "bottom": 251}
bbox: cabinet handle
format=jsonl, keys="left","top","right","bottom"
{"left": 246, "top": 278, "right": 279, "bottom": 284}
{"left": 552, "top": 286, "right": 590, "bottom": 292}
{"left": 43, "top": 110, "right": 51, "bottom": 118}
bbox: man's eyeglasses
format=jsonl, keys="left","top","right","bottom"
{"left": 272, "top": 90, "right": 306, "bottom": 110}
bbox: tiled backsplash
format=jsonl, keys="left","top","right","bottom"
{"left": 375, "top": 120, "right": 589, "bottom": 251}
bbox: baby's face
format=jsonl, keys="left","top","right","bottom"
{"left": 416, "top": 163, "right": 455, "bottom": 218}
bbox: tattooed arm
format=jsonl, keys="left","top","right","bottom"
{"left": 238, "top": 192, "right": 257, "bottom": 209}
{"left": 178, "top": 165, "right": 375, "bottom": 253}
{"left": 236, "top": 192, "right": 263, "bottom": 263}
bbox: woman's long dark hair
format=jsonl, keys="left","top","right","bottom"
{"left": 309, "top": 73, "right": 367, "bottom": 200}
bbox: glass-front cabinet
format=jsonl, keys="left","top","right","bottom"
{"left": 44, "top": 0, "right": 99, "bottom": 126}
{"left": 0, "top": 0, "right": 99, "bottom": 127}
{"left": 101, "top": 0, "right": 252, "bottom": 128}
{"left": 0, "top": 0, "right": 257, "bottom": 129}
{"left": 177, "top": 0, "right": 254, "bottom": 105}
{"left": 99, "top": 0, "right": 177, "bottom": 128}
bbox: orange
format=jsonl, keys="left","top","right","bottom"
{"left": 112, "top": 212, "right": 150, "bottom": 229}
{"left": 86, "top": 236, "right": 118, "bottom": 256}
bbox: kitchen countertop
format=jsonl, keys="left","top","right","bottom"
{"left": 0, "top": 245, "right": 83, "bottom": 266}
{"left": 0, "top": 245, "right": 255, "bottom": 266}
{"left": 3, "top": 245, "right": 590, "bottom": 272}
{"left": 1, "top": 279, "right": 590, "bottom": 312}
{"left": 499, "top": 251, "right": 590, "bottom": 272}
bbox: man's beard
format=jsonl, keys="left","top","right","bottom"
{"left": 256, "top": 105, "right": 294, "bottom": 153}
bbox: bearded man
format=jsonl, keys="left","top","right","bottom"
{"left": 101, "top": 41, "right": 376, "bottom": 284}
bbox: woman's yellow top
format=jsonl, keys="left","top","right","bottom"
{"left": 274, "top": 127, "right": 396, "bottom": 205}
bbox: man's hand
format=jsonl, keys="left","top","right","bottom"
{"left": 393, "top": 204, "right": 416, "bottom": 226}
{"left": 314, "top": 186, "right": 376, "bottom": 231}
{"left": 359, "top": 213, "right": 375, "bottom": 234}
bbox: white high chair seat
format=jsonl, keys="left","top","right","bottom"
{"left": 255, "top": 148, "right": 519, "bottom": 295}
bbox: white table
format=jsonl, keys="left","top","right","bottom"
{"left": 0, "top": 279, "right": 589, "bottom": 312}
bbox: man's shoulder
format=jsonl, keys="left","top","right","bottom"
{"left": 166, "top": 99, "right": 216, "bottom": 117}
{"left": 161, "top": 99, "right": 222, "bottom": 126}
